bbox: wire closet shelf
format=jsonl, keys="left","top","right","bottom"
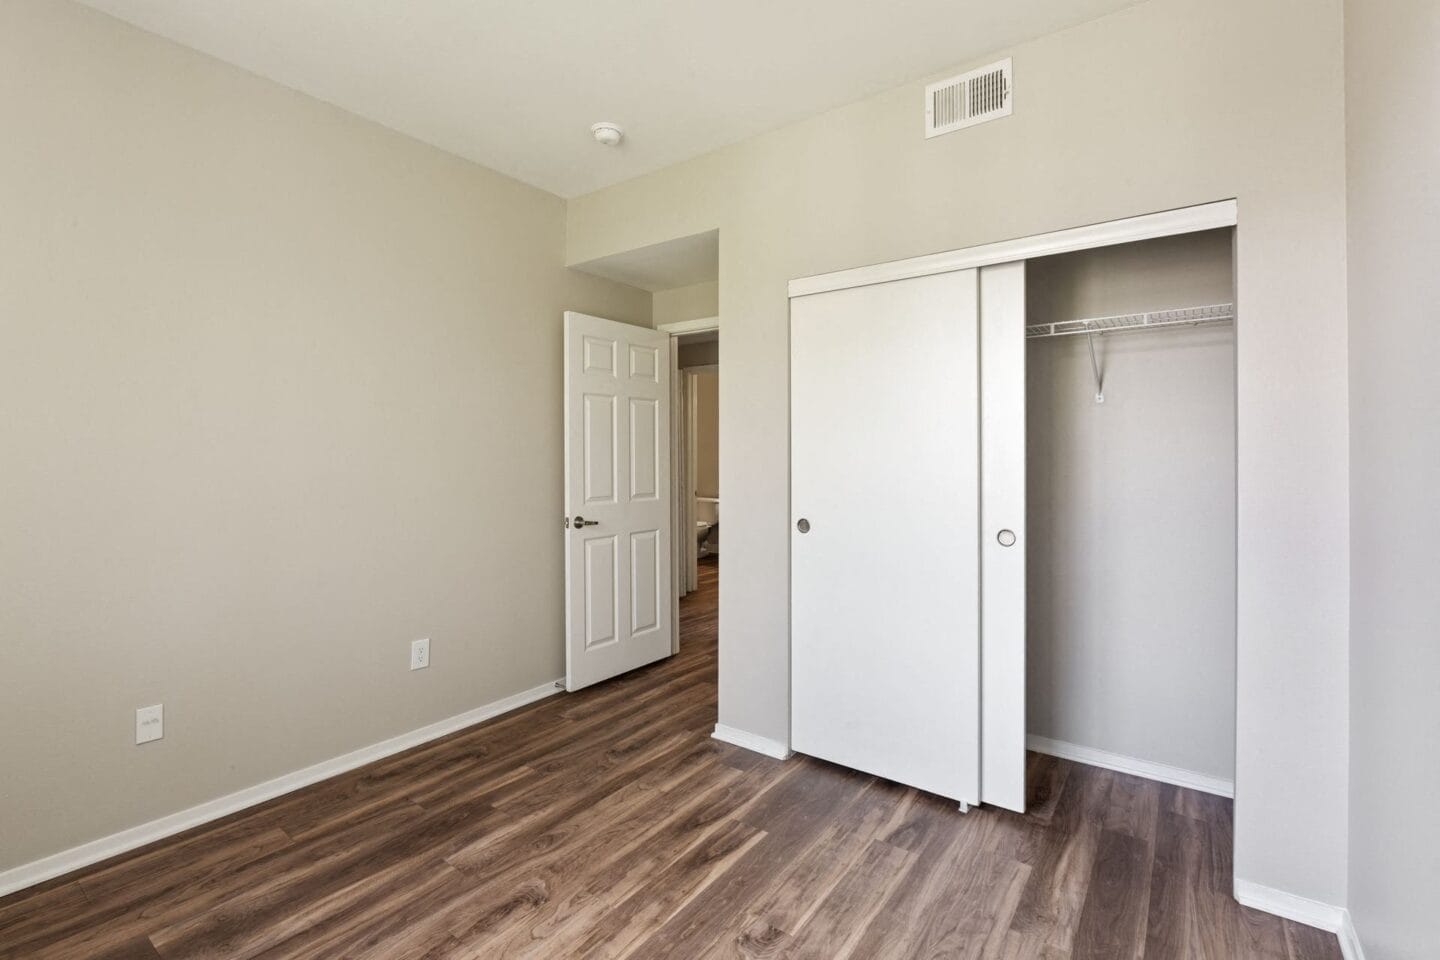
{"left": 1025, "top": 302, "right": 1234, "bottom": 340}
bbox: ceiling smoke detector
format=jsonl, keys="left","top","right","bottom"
{"left": 590, "top": 122, "right": 624, "bottom": 146}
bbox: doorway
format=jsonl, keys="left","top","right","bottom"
{"left": 558, "top": 310, "right": 719, "bottom": 692}
{"left": 568, "top": 228, "right": 720, "bottom": 668}
{"left": 665, "top": 321, "right": 720, "bottom": 655}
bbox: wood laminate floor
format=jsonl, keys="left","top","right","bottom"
{"left": 0, "top": 560, "right": 1341, "bottom": 959}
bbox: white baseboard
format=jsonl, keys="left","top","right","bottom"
{"left": 1031, "top": 739, "right": 1359, "bottom": 956}
{"left": 1026, "top": 734, "right": 1234, "bottom": 798}
{"left": 0, "top": 678, "right": 563, "bottom": 899}
{"left": 1335, "top": 911, "right": 1366, "bottom": 960}
{"left": 1233, "top": 879, "right": 1360, "bottom": 955}
{"left": 711, "top": 724, "right": 792, "bottom": 760}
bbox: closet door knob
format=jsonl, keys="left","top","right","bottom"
{"left": 996, "top": 529, "right": 1017, "bottom": 547}
{"left": 796, "top": 518, "right": 811, "bottom": 534}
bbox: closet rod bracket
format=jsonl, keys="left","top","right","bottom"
{"left": 1086, "top": 330, "right": 1105, "bottom": 404}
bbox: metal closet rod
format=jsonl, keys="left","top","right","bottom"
{"left": 1023, "top": 302, "right": 1235, "bottom": 340}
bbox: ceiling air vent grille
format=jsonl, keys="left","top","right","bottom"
{"left": 925, "top": 58, "right": 1012, "bottom": 138}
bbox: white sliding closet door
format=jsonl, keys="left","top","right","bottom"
{"left": 791, "top": 270, "right": 981, "bottom": 805}
{"left": 980, "top": 261, "right": 1027, "bottom": 812}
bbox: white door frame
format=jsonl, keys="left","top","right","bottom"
{"left": 784, "top": 198, "right": 1239, "bottom": 797}
{"left": 659, "top": 317, "right": 719, "bottom": 654}
{"left": 658, "top": 316, "right": 721, "bottom": 336}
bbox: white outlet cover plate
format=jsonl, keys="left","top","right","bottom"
{"left": 135, "top": 704, "right": 164, "bottom": 744}
{"left": 410, "top": 638, "right": 430, "bottom": 671}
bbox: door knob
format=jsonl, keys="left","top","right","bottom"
{"left": 573, "top": 516, "right": 600, "bottom": 528}
{"left": 796, "top": 518, "right": 810, "bottom": 534}
{"left": 996, "top": 529, "right": 1017, "bottom": 547}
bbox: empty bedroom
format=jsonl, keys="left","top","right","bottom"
{"left": 1, "top": 1, "right": 1435, "bottom": 958}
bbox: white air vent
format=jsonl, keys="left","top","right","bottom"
{"left": 925, "top": 58, "right": 1012, "bottom": 138}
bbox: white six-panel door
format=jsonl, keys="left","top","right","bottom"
{"left": 564, "top": 312, "right": 672, "bottom": 691}
{"left": 790, "top": 270, "right": 982, "bottom": 805}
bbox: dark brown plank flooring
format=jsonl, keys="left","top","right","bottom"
{"left": 0, "top": 559, "right": 1341, "bottom": 959}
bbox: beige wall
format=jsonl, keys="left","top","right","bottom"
{"left": 0, "top": 0, "right": 648, "bottom": 873}
{"left": 678, "top": 338, "right": 720, "bottom": 368}
{"left": 1027, "top": 231, "right": 1236, "bottom": 782}
{"left": 693, "top": 372, "right": 720, "bottom": 501}
{"left": 568, "top": 0, "right": 1351, "bottom": 905}
{"left": 653, "top": 280, "right": 719, "bottom": 327}
{"left": 1346, "top": 1, "right": 1440, "bottom": 957}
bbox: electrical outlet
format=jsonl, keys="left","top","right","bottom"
{"left": 410, "top": 638, "right": 430, "bottom": 671}
{"left": 135, "top": 704, "right": 163, "bottom": 745}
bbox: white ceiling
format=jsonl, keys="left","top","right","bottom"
{"left": 78, "top": 0, "right": 1139, "bottom": 198}
{"left": 573, "top": 230, "right": 718, "bottom": 292}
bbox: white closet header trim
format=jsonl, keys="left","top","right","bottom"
{"left": 787, "top": 199, "right": 1237, "bottom": 299}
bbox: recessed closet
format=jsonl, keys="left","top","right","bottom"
{"left": 1025, "top": 228, "right": 1236, "bottom": 793}
{"left": 787, "top": 203, "right": 1238, "bottom": 810}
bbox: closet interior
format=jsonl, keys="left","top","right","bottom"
{"left": 1024, "top": 228, "right": 1237, "bottom": 793}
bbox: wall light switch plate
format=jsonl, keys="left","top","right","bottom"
{"left": 136, "top": 704, "right": 163, "bottom": 744}
{"left": 410, "top": 638, "right": 430, "bottom": 671}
